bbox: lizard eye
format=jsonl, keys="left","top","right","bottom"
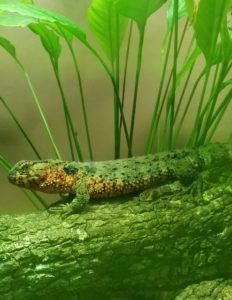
{"left": 63, "top": 165, "right": 78, "bottom": 175}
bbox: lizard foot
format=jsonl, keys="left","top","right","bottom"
{"left": 48, "top": 203, "right": 76, "bottom": 217}
{"left": 48, "top": 180, "right": 90, "bottom": 218}
{"left": 48, "top": 194, "right": 89, "bottom": 218}
{"left": 186, "top": 172, "right": 213, "bottom": 203}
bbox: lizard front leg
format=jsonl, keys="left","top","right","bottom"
{"left": 49, "top": 180, "right": 90, "bottom": 217}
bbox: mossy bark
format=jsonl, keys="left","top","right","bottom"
{"left": 175, "top": 279, "right": 232, "bottom": 299}
{"left": 0, "top": 160, "right": 232, "bottom": 299}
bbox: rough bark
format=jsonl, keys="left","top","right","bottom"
{"left": 175, "top": 279, "right": 232, "bottom": 299}
{"left": 0, "top": 163, "right": 232, "bottom": 299}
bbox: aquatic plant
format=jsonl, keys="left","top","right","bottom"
{"left": 0, "top": 0, "right": 231, "bottom": 208}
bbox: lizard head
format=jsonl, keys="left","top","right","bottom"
{"left": 8, "top": 160, "right": 81, "bottom": 193}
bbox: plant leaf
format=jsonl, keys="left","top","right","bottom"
{"left": 115, "top": 0, "right": 167, "bottom": 32}
{"left": 185, "top": 0, "right": 197, "bottom": 23}
{"left": 167, "top": 0, "right": 187, "bottom": 29}
{"left": 193, "top": 0, "right": 230, "bottom": 64}
{"left": 0, "top": 36, "right": 17, "bottom": 59}
{"left": 88, "top": 0, "right": 128, "bottom": 61}
{"left": 0, "top": 3, "right": 87, "bottom": 43}
{"left": 29, "top": 23, "right": 61, "bottom": 68}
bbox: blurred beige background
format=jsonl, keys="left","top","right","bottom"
{"left": 0, "top": 0, "right": 231, "bottom": 213}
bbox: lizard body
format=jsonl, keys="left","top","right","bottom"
{"left": 8, "top": 143, "right": 232, "bottom": 215}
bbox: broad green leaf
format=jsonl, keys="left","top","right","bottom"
{"left": 0, "top": 36, "right": 17, "bottom": 59}
{"left": 193, "top": 0, "right": 230, "bottom": 64}
{"left": 0, "top": 12, "right": 35, "bottom": 26}
{"left": 0, "top": 35, "right": 23, "bottom": 67}
{"left": 0, "top": 3, "right": 87, "bottom": 43}
{"left": 167, "top": 0, "right": 187, "bottom": 29}
{"left": 185, "top": 0, "right": 197, "bottom": 23}
{"left": 29, "top": 23, "right": 61, "bottom": 69}
{"left": 88, "top": 0, "right": 128, "bottom": 61}
{"left": 115, "top": 0, "right": 167, "bottom": 32}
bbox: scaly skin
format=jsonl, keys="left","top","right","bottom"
{"left": 8, "top": 143, "right": 232, "bottom": 215}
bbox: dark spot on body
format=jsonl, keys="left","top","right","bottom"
{"left": 85, "top": 164, "right": 97, "bottom": 174}
{"left": 63, "top": 165, "right": 78, "bottom": 175}
{"left": 19, "top": 162, "right": 33, "bottom": 171}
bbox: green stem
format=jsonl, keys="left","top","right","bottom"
{"left": 166, "top": 0, "right": 179, "bottom": 150}
{"left": 162, "top": 20, "right": 190, "bottom": 131}
{"left": 0, "top": 155, "right": 11, "bottom": 171}
{"left": 128, "top": 29, "right": 145, "bottom": 154}
{"left": 113, "top": 13, "right": 120, "bottom": 159}
{"left": 175, "top": 68, "right": 204, "bottom": 143}
{"left": 186, "top": 66, "right": 211, "bottom": 147}
{"left": 145, "top": 25, "right": 173, "bottom": 154}
{"left": 0, "top": 96, "right": 41, "bottom": 159}
{"left": 197, "top": 62, "right": 228, "bottom": 145}
{"left": 23, "top": 69, "right": 61, "bottom": 159}
{"left": 22, "top": 190, "right": 41, "bottom": 210}
{"left": 206, "top": 87, "right": 232, "bottom": 143}
{"left": 53, "top": 64, "right": 83, "bottom": 161}
{"left": 31, "top": 191, "right": 49, "bottom": 209}
{"left": 0, "top": 156, "right": 47, "bottom": 210}
{"left": 86, "top": 42, "right": 131, "bottom": 155}
{"left": 119, "top": 21, "right": 133, "bottom": 131}
{"left": 68, "top": 45, "right": 93, "bottom": 160}
{"left": 174, "top": 36, "right": 196, "bottom": 123}
{"left": 174, "top": 64, "right": 194, "bottom": 122}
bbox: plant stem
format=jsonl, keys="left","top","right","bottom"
{"left": 174, "top": 35, "right": 196, "bottom": 123}
{"left": 53, "top": 64, "right": 83, "bottom": 161}
{"left": 174, "top": 65, "right": 194, "bottom": 122}
{"left": 0, "top": 156, "right": 47, "bottom": 210}
{"left": 31, "top": 191, "right": 49, "bottom": 209}
{"left": 128, "top": 29, "right": 144, "bottom": 155}
{"left": 24, "top": 70, "right": 61, "bottom": 159}
{"left": 68, "top": 45, "right": 93, "bottom": 160}
{"left": 0, "top": 155, "right": 11, "bottom": 171}
{"left": 187, "top": 65, "right": 211, "bottom": 146}
{"left": 166, "top": 0, "right": 179, "bottom": 150}
{"left": 119, "top": 21, "right": 133, "bottom": 132}
{"left": 206, "top": 88, "right": 232, "bottom": 143}
{"left": 197, "top": 61, "right": 228, "bottom": 145}
{"left": 86, "top": 42, "right": 131, "bottom": 155}
{"left": 0, "top": 96, "right": 41, "bottom": 159}
{"left": 113, "top": 13, "right": 120, "bottom": 159}
{"left": 22, "top": 190, "right": 41, "bottom": 210}
{"left": 145, "top": 28, "right": 173, "bottom": 154}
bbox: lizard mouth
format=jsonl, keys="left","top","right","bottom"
{"left": 8, "top": 172, "right": 41, "bottom": 189}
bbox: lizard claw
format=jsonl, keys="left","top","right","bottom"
{"left": 48, "top": 203, "right": 80, "bottom": 219}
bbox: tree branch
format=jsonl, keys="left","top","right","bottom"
{"left": 1, "top": 149, "right": 232, "bottom": 300}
